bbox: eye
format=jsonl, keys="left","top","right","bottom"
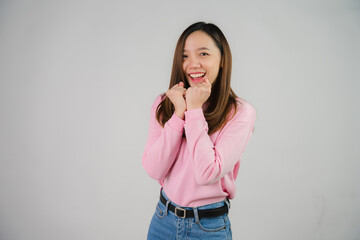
{"left": 182, "top": 54, "right": 188, "bottom": 58}
{"left": 200, "top": 52, "right": 209, "bottom": 56}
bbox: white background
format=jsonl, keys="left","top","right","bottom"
{"left": 0, "top": 0, "right": 359, "bottom": 239}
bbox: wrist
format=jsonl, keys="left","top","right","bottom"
{"left": 187, "top": 105, "right": 202, "bottom": 111}
{"left": 175, "top": 111, "right": 185, "bottom": 120}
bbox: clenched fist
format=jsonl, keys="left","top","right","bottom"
{"left": 166, "top": 82, "right": 187, "bottom": 119}
{"left": 185, "top": 78, "right": 212, "bottom": 110}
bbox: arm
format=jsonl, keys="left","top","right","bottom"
{"left": 184, "top": 104, "right": 256, "bottom": 186}
{"left": 142, "top": 95, "right": 185, "bottom": 181}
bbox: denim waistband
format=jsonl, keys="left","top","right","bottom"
{"left": 160, "top": 188, "right": 230, "bottom": 210}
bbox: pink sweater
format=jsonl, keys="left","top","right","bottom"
{"left": 142, "top": 94, "right": 256, "bottom": 207}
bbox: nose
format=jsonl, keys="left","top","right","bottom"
{"left": 188, "top": 55, "right": 201, "bottom": 68}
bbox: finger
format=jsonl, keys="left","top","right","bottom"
{"left": 203, "top": 78, "right": 211, "bottom": 86}
{"left": 197, "top": 79, "right": 207, "bottom": 87}
{"left": 173, "top": 81, "right": 183, "bottom": 87}
{"left": 178, "top": 82, "right": 187, "bottom": 90}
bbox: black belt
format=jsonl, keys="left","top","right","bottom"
{"left": 160, "top": 191, "right": 229, "bottom": 219}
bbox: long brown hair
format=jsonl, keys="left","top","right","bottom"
{"left": 156, "top": 22, "right": 239, "bottom": 135}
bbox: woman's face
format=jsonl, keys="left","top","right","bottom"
{"left": 182, "top": 31, "right": 222, "bottom": 88}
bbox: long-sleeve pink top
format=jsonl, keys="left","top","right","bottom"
{"left": 142, "top": 94, "right": 256, "bottom": 207}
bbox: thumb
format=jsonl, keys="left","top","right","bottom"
{"left": 203, "top": 78, "right": 211, "bottom": 86}
{"left": 178, "top": 81, "right": 184, "bottom": 86}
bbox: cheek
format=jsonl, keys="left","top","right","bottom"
{"left": 209, "top": 62, "right": 220, "bottom": 75}
{"left": 182, "top": 61, "right": 187, "bottom": 71}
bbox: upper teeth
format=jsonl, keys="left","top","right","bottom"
{"left": 189, "top": 73, "right": 205, "bottom": 78}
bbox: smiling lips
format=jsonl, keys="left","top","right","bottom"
{"left": 188, "top": 72, "right": 206, "bottom": 82}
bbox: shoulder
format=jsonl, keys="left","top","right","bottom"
{"left": 232, "top": 97, "right": 256, "bottom": 123}
{"left": 151, "top": 93, "right": 166, "bottom": 110}
{"left": 235, "top": 97, "right": 256, "bottom": 112}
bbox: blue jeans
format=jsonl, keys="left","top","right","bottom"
{"left": 147, "top": 190, "right": 232, "bottom": 240}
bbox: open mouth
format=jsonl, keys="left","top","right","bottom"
{"left": 188, "top": 72, "right": 206, "bottom": 82}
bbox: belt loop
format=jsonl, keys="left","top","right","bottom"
{"left": 165, "top": 200, "right": 170, "bottom": 215}
{"left": 225, "top": 198, "right": 231, "bottom": 210}
{"left": 193, "top": 207, "right": 200, "bottom": 223}
{"left": 160, "top": 188, "right": 171, "bottom": 215}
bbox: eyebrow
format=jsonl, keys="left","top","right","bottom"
{"left": 183, "top": 47, "right": 210, "bottom": 52}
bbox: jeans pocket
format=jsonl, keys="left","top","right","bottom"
{"left": 197, "top": 215, "right": 227, "bottom": 232}
{"left": 155, "top": 201, "right": 166, "bottom": 219}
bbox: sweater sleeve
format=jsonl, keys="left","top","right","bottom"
{"left": 142, "top": 95, "right": 185, "bottom": 181}
{"left": 184, "top": 103, "right": 256, "bottom": 186}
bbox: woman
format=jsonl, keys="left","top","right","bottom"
{"left": 142, "top": 22, "right": 256, "bottom": 240}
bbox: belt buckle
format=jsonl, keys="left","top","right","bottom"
{"left": 175, "top": 207, "right": 186, "bottom": 218}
